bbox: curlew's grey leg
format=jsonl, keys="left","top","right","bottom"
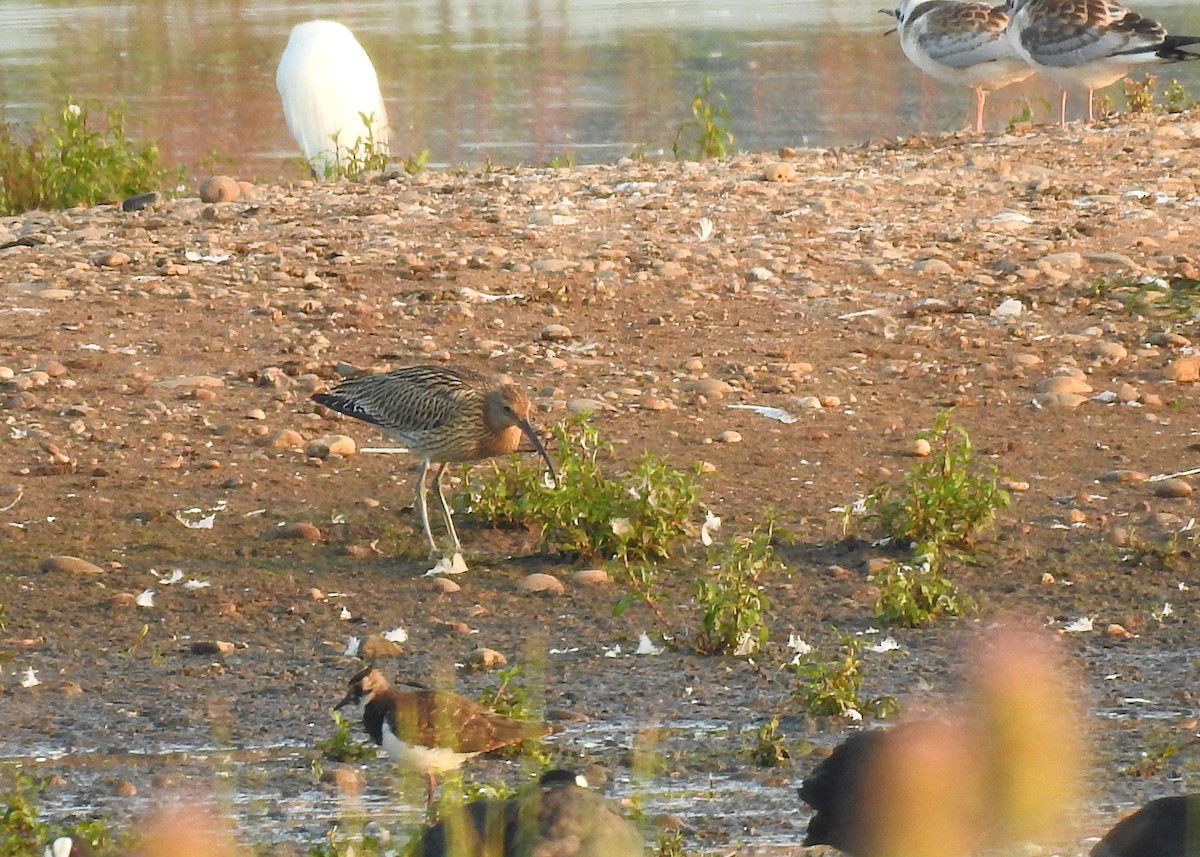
{"left": 432, "top": 462, "right": 461, "bottom": 553}
{"left": 414, "top": 459, "right": 438, "bottom": 555}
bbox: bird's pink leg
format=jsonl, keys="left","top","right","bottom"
{"left": 1059, "top": 90, "right": 1068, "bottom": 128}
{"left": 1086, "top": 88, "right": 1095, "bottom": 123}
{"left": 975, "top": 87, "right": 987, "bottom": 134}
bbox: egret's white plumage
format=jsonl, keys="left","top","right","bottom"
{"left": 276, "top": 20, "right": 389, "bottom": 176}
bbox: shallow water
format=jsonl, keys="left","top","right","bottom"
{"left": 3, "top": 0, "right": 1200, "bottom": 177}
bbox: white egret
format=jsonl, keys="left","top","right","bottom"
{"left": 275, "top": 20, "right": 390, "bottom": 177}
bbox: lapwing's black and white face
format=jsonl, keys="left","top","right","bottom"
{"left": 334, "top": 666, "right": 385, "bottom": 716}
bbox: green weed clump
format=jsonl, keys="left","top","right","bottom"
{"left": 745, "top": 714, "right": 792, "bottom": 768}
{"left": 1, "top": 772, "right": 124, "bottom": 857}
{"left": 0, "top": 98, "right": 178, "bottom": 215}
{"left": 873, "top": 553, "right": 976, "bottom": 628}
{"left": 694, "top": 522, "right": 780, "bottom": 656}
{"left": 866, "top": 410, "right": 1009, "bottom": 552}
{"left": 476, "top": 665, "right": 551, "bottom": 763}
{"left": 314, "top": 712, "right": 377, "bottom": 762}
{"left": 458, "top": 415, "right": 701, "bottom": 564}
{"left": 311, "top": 112, "right": 390, "bottom": 180}
{"left": 789, "top": 634, "right": 898, "bottom": 720}
{"left": 673, "top": 76, "right": 736, "bottom": 160}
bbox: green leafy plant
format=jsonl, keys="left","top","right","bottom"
{"left": 694, "top": 522, "right": 780, "bottom": 656}
{"left": 1162, "top": 79, "right": 1195, "bottom": 112}
{"left": 0, "top": 98, "right": 180, "bottom": 216}
{"left": 654, "top": 828, "right": 686, "bottom": 857}
{"left": 865, "top": 411, "right": 1009, "bottom": 552}
{"left": 673, "top": 76, "right": 736, "bottom": 160}
{"left": 542, "top": 151, "right": 576, "bottom": 169}
{"left": 745, "top": 714, "right": 791, "bottom": 768}
{"left": 477, "top": 665, "right": 550, "bottom": 763}
{"left": 458, "top": 415, "right": 701, "bottom": 565}
{"left": 402, "top": 148, "right": 430, "bottom": 175}
{"left": 314, "top": 112, "right": 389, "bottom": 180}
{"left": 1124, "top": 74, "right": 1157, "bottom": 114}
{"left": 1, "top": 771, "right": 124, "bottom": 857}
{"left": 789, "top": 634, "right": 898, "bottom": 719}
{"left": 315, "top": 712, "right": 378, "bottom": 762}
{"left": 873, "top": 553, "right": 975, "bottom": 628}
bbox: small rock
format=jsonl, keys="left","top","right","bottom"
{"left": 190, "top": 641, "right": 235, "bottom": 656}
{"left": 112, "top": 780, "right": 138, "bottom": 797}
{"left": 571, "top": 569, "right": 610, "bottom": 586}
{"left": 154, "top": 375, "right": 225, "bottom": 390}
{"left": 519, "top": 573, "right": 565, "bottom": 596}
{"left": 466, "top": 648, "right": 508, "bottom": 670}
{"left": 685, "top": 378, "right": 733, "bottom": 397}
{"left": 540, "top": 323, "right": 573, "bottom": 342}
{"left": 911, "top": 439, "right": 931, "bottom": 457}
{"left": 110, "top": 593, "right": 137, "bottom": 608}
{"left": 93, "top": 250, "right": 131, "bottom": 268}
{"left": 267, "top": 429, "right": 306, "bottom": 450}
{"left": 763, "top": 162, "right": 796, "bottom": 182}
{"left": 1105, "top": 624, "right": 1133, "bottom": 640}
{"left": 1099, "top": 470, "right": 1149, "bottom": 483}
{"left": 306, "top": 434, "right": 357, "bottom": 459}
{"left": 1091, "top": 341, "right": 1127, "bottom": 364}
{"left": 1035, "top": 392, "right": 1087, "bottom": 409}
{"left": 1153, "top": 478, "right": 1193, "bottom": 498}
{"left": 915, "top": 258, "right": 954, "bottom": 276}
{"left": 320, "top": 766, "right": 363, "bottom": 793}
{"left": 122, "top": 191, "right": 162, "bottom": 212}
{"left": 40, "top": 555, "right": 105, "bottom": 575}
{"left": 359, "top": 636, "right": 404, "bottom": 659}
{"left": 716, "top": 430, "right": 742, "bottom": 443}
{"left": 429, "top": 577, "right": 461, "bottom": 593}
{"left": 270, "top": 522, "right": 322, "bottom": 541}
{"left": 199, "top": 175, "right": 241, "bottom": 203}
{"left": 1164, "top": 355, "right": 1200, "bottom": 382}
{"left": 1035, "top": 375, "right": 1092, "bottom": 395}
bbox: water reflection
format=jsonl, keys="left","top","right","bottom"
{"left": 1, "top": 1, "right": 1199, "bottom": 178}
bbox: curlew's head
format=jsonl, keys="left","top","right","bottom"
{"left": 483, "top": 385, "right": 560, "bottom": 488}
{"left": 334, "top": 666, "right": 390, "bottom": 714}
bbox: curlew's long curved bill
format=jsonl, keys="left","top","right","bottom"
{"left": 518, "top": 419, "right": 560, "bottom": 488}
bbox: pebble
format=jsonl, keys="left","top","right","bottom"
{"left": 915, "top": 258, "right": 954, "bottom": 276}
{"left": 1164, "top": 355, "right": 1200, "bottom": 382}
{"left": 359, "top": 636, "right": 404, "bottom": 659}
{"left": 320, "top": 767, "right": 362, "bottom": 794}
{"left": 190, "top": 641, "right": 235, "bottom": 656}
{"left": 270, "top": 522, "right": 322, "bottom": 541}
{"left": 1035, "top": 376, "right": 1092, "bottom": 395}
{"left": 685, "top": 378, "right": 733, "bottom": 397}
{"left": 1035, "top": 392, "right": 1087, "bottom": 409}
{"left": 306, "top": 434, "right": 357, "bottom": 458}
{"left": 1099, "top": 470, "right": 1149, "bottom": 483}
{"left": 268, "top": 429, "right": 306, "bottom": 450}
{"left": 571, "top": 568, "right": 610, "bottom": 586}
{"left": 466, "top": 648, "right": 508, "bottom": 670}
{"left": 1090, "top": 341, "right": 1127, "bottom": 364}
{"left": 716, "top": 430, "right": 742, "bottom": 443}
{"left": 93, "top": 250, "right": 131, "bottom": 268}
{"left": 199, "top": 175, "right": 241, "bottom": 203}
{"left": 912, "top": 439, "right": 931, "bottom": 457}
{"left": 519, "top": 572, "right": 565, "bottom": 595}
{"left": 40, "top": 555, "right": 105, "bottom": 575}
{"left": 1105, "top": 624, "right": 1133, "bottom": 640}
{"left": 1153, "top": 478, "right": 1193, "bottom": 498}
{"left": 540, "top": 323, "right": 573, "bottom": 342}
{"left": 154, "top": 375, "right": 226, "bottom": 390}
{"left": 429, "top": 577, "right": 461, "bottom": 593}
{"left": 122, "top": 191, "right": 162, "bottom": 212}
{"left": 763, "top": 162, "right": 796, "bottom": 182}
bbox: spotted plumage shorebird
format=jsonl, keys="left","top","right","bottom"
{"left": 885, "top": 0, "right": 1034, "bottom": 133}
{"left": 415, "top": 769, "right": 645, "bottom": 857}
{"left": 1005, "top": 0, "right": 1200, "bottom": 126}
{"left": 312, "top": 364, "right": 558, "bottom": 556}
{"left": 334, "top": 666, "right": 555, "bottom": 804}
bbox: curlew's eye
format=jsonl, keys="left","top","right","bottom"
{"left": 894, "top": 7, "right": 901, "bottom": 19}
